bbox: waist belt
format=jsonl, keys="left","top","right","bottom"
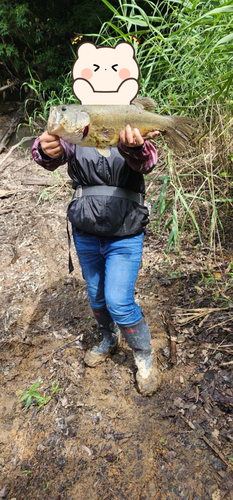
{"left": 74, "top": 185, "right": 144, "bottom": 205}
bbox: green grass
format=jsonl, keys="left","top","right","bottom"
{"left": 17, "top": 380, "right": 62, "bottom": 412}
{"left": 86, "top": 0, "right": 233, "bottom": 251}
{"left": 98, "top": 0, "right": 233, "bottom": 111}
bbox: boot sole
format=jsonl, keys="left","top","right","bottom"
{"left": 84, "top": 343, "right": 119, "bottom": 368}
{"left": 136, "top": 369, "right": 162, "bottom": 396}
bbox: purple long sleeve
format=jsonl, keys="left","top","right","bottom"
{"left": 31, "top": 137, "right": 75, "bottom": 171}
{"left": 118, "top": 140, "right": 158, "bottom": 174}
{"left": 31, "top": 137, "right": 158, "bottom": 174}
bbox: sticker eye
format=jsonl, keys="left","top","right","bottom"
{"left": 112, "top": 64, "right": 118, "bottom": 72}
{"left": 62, "top": 106, "right": 66, "bottom": 111}
{"left": 93, "top": 64, "right": 100, "bottom": 72}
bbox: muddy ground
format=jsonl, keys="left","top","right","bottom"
{"left": 0, "top": 141, "right": 232, "bottom": 499}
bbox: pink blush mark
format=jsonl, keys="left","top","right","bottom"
{"left": 119, "top": 68, "right": 131, "bottom": 80}
{"left": 81, "top": 68, "right": 93, "bottom": 80}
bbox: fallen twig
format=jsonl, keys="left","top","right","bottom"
{"left": 0, "top": 81, "right": 19, "bottom": 92}
{"left": 0, "top": 209, "right": 16, "bottom": 215}
{"left": 22, "top": 177, "right": 56, "bottom": 186}
{"left": 165, "top": 316, "right": 177, "bottom": 365}
{"left": 180, "top": 415, "right": 231, "bottom": 469}
{"left": 0, "top": 89, "right": 35, "bottom": 153}
{"left": 0, "top": 189, "right": 18, "bottom": 198}
{"left": 206, "top": 316, "right": 233, "bottom": 331}
{"left": 15, "top": 161, "right": 32, "bottom": 172}
{"left": 0, "top": 136, "right": 36, "bottom": 170}
{"left": 207, "top": 344, "right": 233, "bottom": 349}
{"left": 42, "top": 333, "right": 85, "bottom": 363}
{"left": 220, "top": 360, "right": 233, "bottom": 366}
{"left": 173, "top": 306, "right": 233, "bottom": 325}
{"left": 202, "top": 434, "right": 231, "bottom": 469}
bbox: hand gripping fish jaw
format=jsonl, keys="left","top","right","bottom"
{"left": 47, "top": 105, "right": 90, "bottom": 143}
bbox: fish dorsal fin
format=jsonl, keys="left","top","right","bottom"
{"left": 132, "top": 97, "right": 156, "bottom": 111}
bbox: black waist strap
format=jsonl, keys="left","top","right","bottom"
{"left": 74, "top": 185, "right": 144, "bottom": 205}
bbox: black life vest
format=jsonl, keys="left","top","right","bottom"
{"left": 67, "top": 145, "right": 149, "bottom": 237}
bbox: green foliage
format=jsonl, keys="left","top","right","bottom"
{"left": 95, "top": 0, "right": 233, "bottom": 251}
{"left": 0, "top": 0, "right": 115, "bottom": 88}
{"left": 197, "top": 262, "right": 233, "bottom": 303}
{"left": 146, "top": 158, "right": 203, "bottom": 251}
{"left": 17, "top": 380, "right": 62, "bottom": 412}
{"left": 97, "top": 0, "right": 233, "bottom": 111}
{"left": 146, "top": 128, "right": 233, "bottom": 252}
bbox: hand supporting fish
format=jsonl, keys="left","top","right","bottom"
{"left": 40, "top": 131, "right": 63, "bottom": 158}
{"left": 39, "top": 124, "right": 159, "bottom": 159}
{"left": 120, "top": 124, "right": 160, "bottom": 148}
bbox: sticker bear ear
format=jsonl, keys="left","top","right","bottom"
{"left": 114, "top": 42, "right": 135, "bottom": 56}
{"left": 76, "top": 42, "right": 97, "bottom": 57}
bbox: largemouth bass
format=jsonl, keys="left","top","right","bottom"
{"left": 47, "top": 97, "right": 194, "bottom": 152}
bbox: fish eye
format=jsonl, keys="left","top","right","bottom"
{"left": 93, "top": 64, "right": 100, "bottom": 72}
{"left": 62, "top": 106, "right": 66, "bottom": 111}
{"left": 112, "top": 64, "right": 118, "bottom": 72}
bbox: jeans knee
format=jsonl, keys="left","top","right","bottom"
{"left": 106, "top": 303, "right": 124, "bottom": 323}
{"left": 105, "top": 299, "right": 142, "bottom": 326}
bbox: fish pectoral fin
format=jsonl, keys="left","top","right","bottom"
{"left": 132, "top": 97, "right": 156, "bottom": 111}
{"left": 98, "top": 126, "right": 115, "bottom": 142}
{"left": 144, "top": 130, "right": 165, "bottom": 139}
{"left": 97, "top": 147, "right": 111, "bottom": 157}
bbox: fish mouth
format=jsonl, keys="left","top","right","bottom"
{"left": 82, "top": 125, "right": 89, "bottom": 140}
{"left": 48, "top": 122, "right": 60, "bottom": 133}
{"left": 47, "top": 107, "right": 61, "bottom": 134}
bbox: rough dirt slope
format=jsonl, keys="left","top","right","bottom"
{"left": 0, "top": 147, "right": 232, "bottom": 500}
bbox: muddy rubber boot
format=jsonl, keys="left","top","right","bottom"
{"left": 133, "top": 348, "right": 161, "bottom": 396}
{"left": 84, "top": 308, "right": 120, "bottom": 367}
{"left": 119, "top": 318, "right": 161, "bottom": 396}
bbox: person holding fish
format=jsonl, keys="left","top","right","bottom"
{"left": 32, "top": 119, "right": 163, "bottom": 396}
{"left": 32, "top": 42, "right": 193, "bottom": 396}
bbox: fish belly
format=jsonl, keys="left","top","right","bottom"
{"left": 81, "top": 105, "right": 166, "bottom": 147}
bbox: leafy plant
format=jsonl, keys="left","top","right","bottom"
{"left": 160, "top": 437, "right": 167, "bottom": 445}
{"left": 17, "top": 380, "right": 62, "bottom": 412}
{"left": 98, "top": 0, "right": 233, "bottom": 110}
{"left": 88, "top": 0, "right": 233, "bottom": 251}
{"left": 0, "top": 0, "right": 111, "bottom": 89}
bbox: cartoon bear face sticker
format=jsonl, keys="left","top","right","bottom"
{"left": 72, "top": 42, "right": 140, "bottom": 105}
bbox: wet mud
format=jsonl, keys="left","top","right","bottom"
{"left": 0, "top": 147, "right": 232, "bottom": 499}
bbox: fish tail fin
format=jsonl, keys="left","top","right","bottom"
{"left": 163, "top": 116, "right": 195, "bottom": 151}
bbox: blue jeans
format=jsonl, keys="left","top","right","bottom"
{"left": 72, "top": 227, "right": 144, "bottom": 326}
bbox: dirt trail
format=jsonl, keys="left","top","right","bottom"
{"left": 0, "top": 148, "right": 232, "bottom": 499}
